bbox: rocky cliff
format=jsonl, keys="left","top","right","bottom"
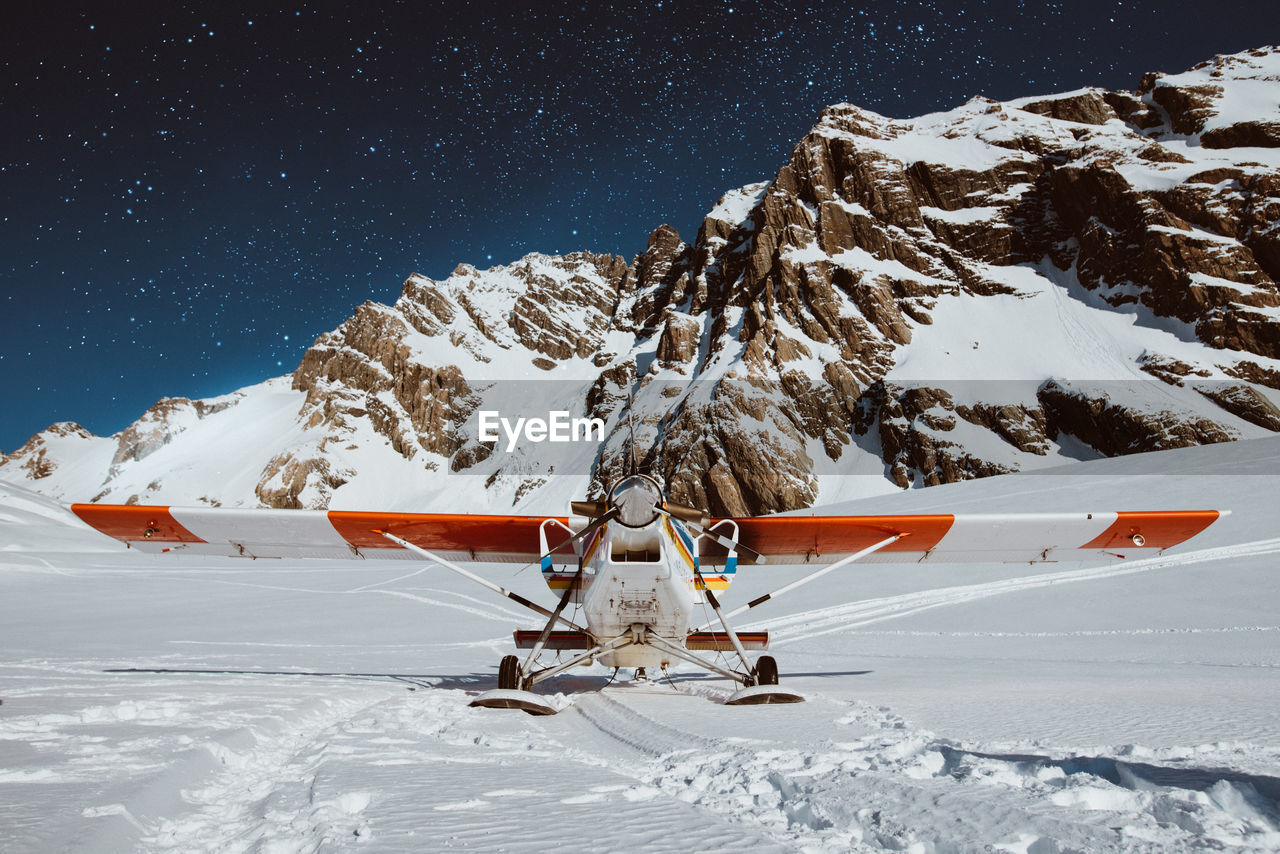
{"left": 6, "top": 46, "right": 1280, "bottom": 514}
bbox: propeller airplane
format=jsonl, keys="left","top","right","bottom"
{"left": 70, "top": 475, "right": 1226, "bottom": 715}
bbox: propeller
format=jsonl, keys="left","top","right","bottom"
{"left": 661, "top": 501, "right": 709, "bottom": 527}
{"left": 561, "top": 476, "right": 760, "bottom": 564}
{"left": 570, "top": 500, "right": 608, "bottom": 518}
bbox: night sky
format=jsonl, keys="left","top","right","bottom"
{"left": 3, "top": 1, "right": 1276, "bottom": 452}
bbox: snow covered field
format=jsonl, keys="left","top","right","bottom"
{"left": 2, "top": 438, "right": 1279, "bottom": 852}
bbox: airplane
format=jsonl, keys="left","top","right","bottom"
{"left": 69, "top": 474, "right": 1227, "bottom": 715}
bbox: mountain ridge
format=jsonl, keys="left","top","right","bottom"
{"left": 6, "top": 46, "right": 1280, "bottom": 514}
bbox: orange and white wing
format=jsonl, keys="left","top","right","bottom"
{"left": 714, "top": 510, "right": 1226, "bottom": 565}
{"left": 71, "top": 504, "right": 1226, "bottom": 567}
{"left": 70, "top": 504, "right": 575, "bottom": 563}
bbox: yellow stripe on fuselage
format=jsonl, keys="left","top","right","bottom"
{"left": 663, "top": 516, "right": 696, "bottom": 572}
{"left": 582, "top": 522, "right": 605, "bottom": 565}
{"left": 546, "top": 576, "right": 588, "bottom": 590}
{"left": 663, "top": 516, "right": 732, "bottom": 589}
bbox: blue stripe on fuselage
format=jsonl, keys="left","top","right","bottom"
{"left": 673, "top": 518, "right": 697, "bottom": 569}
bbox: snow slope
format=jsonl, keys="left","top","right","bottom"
{"left": 2, "top": 436, "right": 1279, "bottom": 852}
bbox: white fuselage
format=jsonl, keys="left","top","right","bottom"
{"left": 578, "top": 512, "right": 699, "bottom": 669}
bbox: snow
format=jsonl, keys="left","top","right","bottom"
{"left": 886, "top": 258, "right": 1274, "bottom": 397}
{"left": 1187, "top": 271, "right": 1270, "bottom": 297}
{"left": 1148, "top": 223, "right": 1241, "bottom": 246}
{"left": 0, "top": 427, "right": 118, "bottom": 503}
{"left": 7, "top": 378, "right": 309, "bottom": 508}
{"left": 829, "top": 196, "right": 874, "bottom": 218}
{"left": 919, "top": 205, "right": 1005, "bottom": 225}
{"left": 393, "top": 254, "right": 625, "bottom": 383}
{"left": 828, "top": 246, "right": 949, "bottom": 288}
{"left": 707, "top": 182, "right": 769, "bottom": 227}
{"left": 816, "top": 97, "right": 1088, "bottom": 175}
{"left": 3, "top": 435, "right": 1280, "bottom": 852}
{"left": 1154, "top": 48, "right": 1280, "bottom": 138}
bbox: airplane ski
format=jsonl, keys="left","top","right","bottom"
{"left": 724, "top": 684, "right": 806, "bottom": 706}
{"left": 468, "top": 689, "right": 561, "bottom": 716}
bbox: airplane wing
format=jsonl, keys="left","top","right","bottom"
{"left": 714, "top": 510, "right": 1226, "bottom": 565}
{"left": 69, "top": 504, "right": 574, "bottom": 563}
{"left": 71, "top": 503, "right": 1225, "bottom": 566}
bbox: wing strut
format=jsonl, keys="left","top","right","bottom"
{"left": 375, "top": 530, "right": 587, "bottom": 633}
{"left": 692, "top": 565, "right": 756, "bottom": 676}
{"left": 694, "top": 533, "right": 903, "bottom": 632}
{"left": 521, "top": 561, "right": 587, "bottom": 680}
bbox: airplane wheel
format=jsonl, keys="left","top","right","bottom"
{"left": 754, "top": 655, "right": 779, "bottom": 686}
{"left": 498, "top": 655, "right": 521, "bottom": 690}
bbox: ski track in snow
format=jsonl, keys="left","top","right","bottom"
{"left": 94, "top": 688, "right": 1280, "bottom": 851}
{"left": 558, "top": 688, "right": 1280, "bottom": 852}
{"left": 758, "top": 537, "right": 1280, "bottom": 645}
{"left": 138, "top": 692, "right": 400, "bottom": 853}
{"left": 7, "top": 657, "right": 1278, "bottom": 852}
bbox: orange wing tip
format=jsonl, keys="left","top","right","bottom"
{"left": 1080, "top": 510, "right": 1223, "bottom": 551}
{"left": 70, "top": 504, "right": 207, "bottom": 544}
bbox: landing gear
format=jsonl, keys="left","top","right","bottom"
{"left": 498, "top": 654, "right": 522, "bottom": 690}
{"left": 726, "top": 654, "right": 803, "bottom": 705}
{"left": 471, "top": 654, "right": 558, "bottom": 715}
{"left": 634, "top": 667, "right": 648, "bottom": 682}
{"left": 752, "top": 655, "right": 778, "bottom": 686}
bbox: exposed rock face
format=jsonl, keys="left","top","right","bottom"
{"left": 293, "top": 300, "right": 478, "bottom": 462}
{"left": 1142, "top": 48, "right": 1280, "bottom": 148}
{"left": 255, "top": 453, "right": 351, "bottom": 509}
{"left": 956, "top": 403, "right": 1052, "bottom": 457}
{"left": 1037, "top": 380, "right": 1239, "bottom": 456}
{"left": 12, "top": 46, "right": 1280, "bottom": 513}
{"left": 655, "top": 310, "right": 701, "bottom": 369}
{"left": 0, "top": 422, "right": 94, "bottom": 480}
{"left": 109, "top": 396, "right": 237, "bottom": 475}
{"left": 18, "top": 443, "right": 57, "bottom": 480}
{"left": 1020, "top": 91, "right": 1119, "bottom": 126}
{"left": 862, "top": 384, "right": 1020, "bottom": 488}
{"left": 1196, "top": 383, "right": 1280, "bottom": 431}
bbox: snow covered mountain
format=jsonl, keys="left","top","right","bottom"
{"left": 5, "top": 46, "right": 1280, "bottom": 514}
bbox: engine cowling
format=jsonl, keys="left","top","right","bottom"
{"left": 608, "top": 474, "right": 664, "bottom": 528}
